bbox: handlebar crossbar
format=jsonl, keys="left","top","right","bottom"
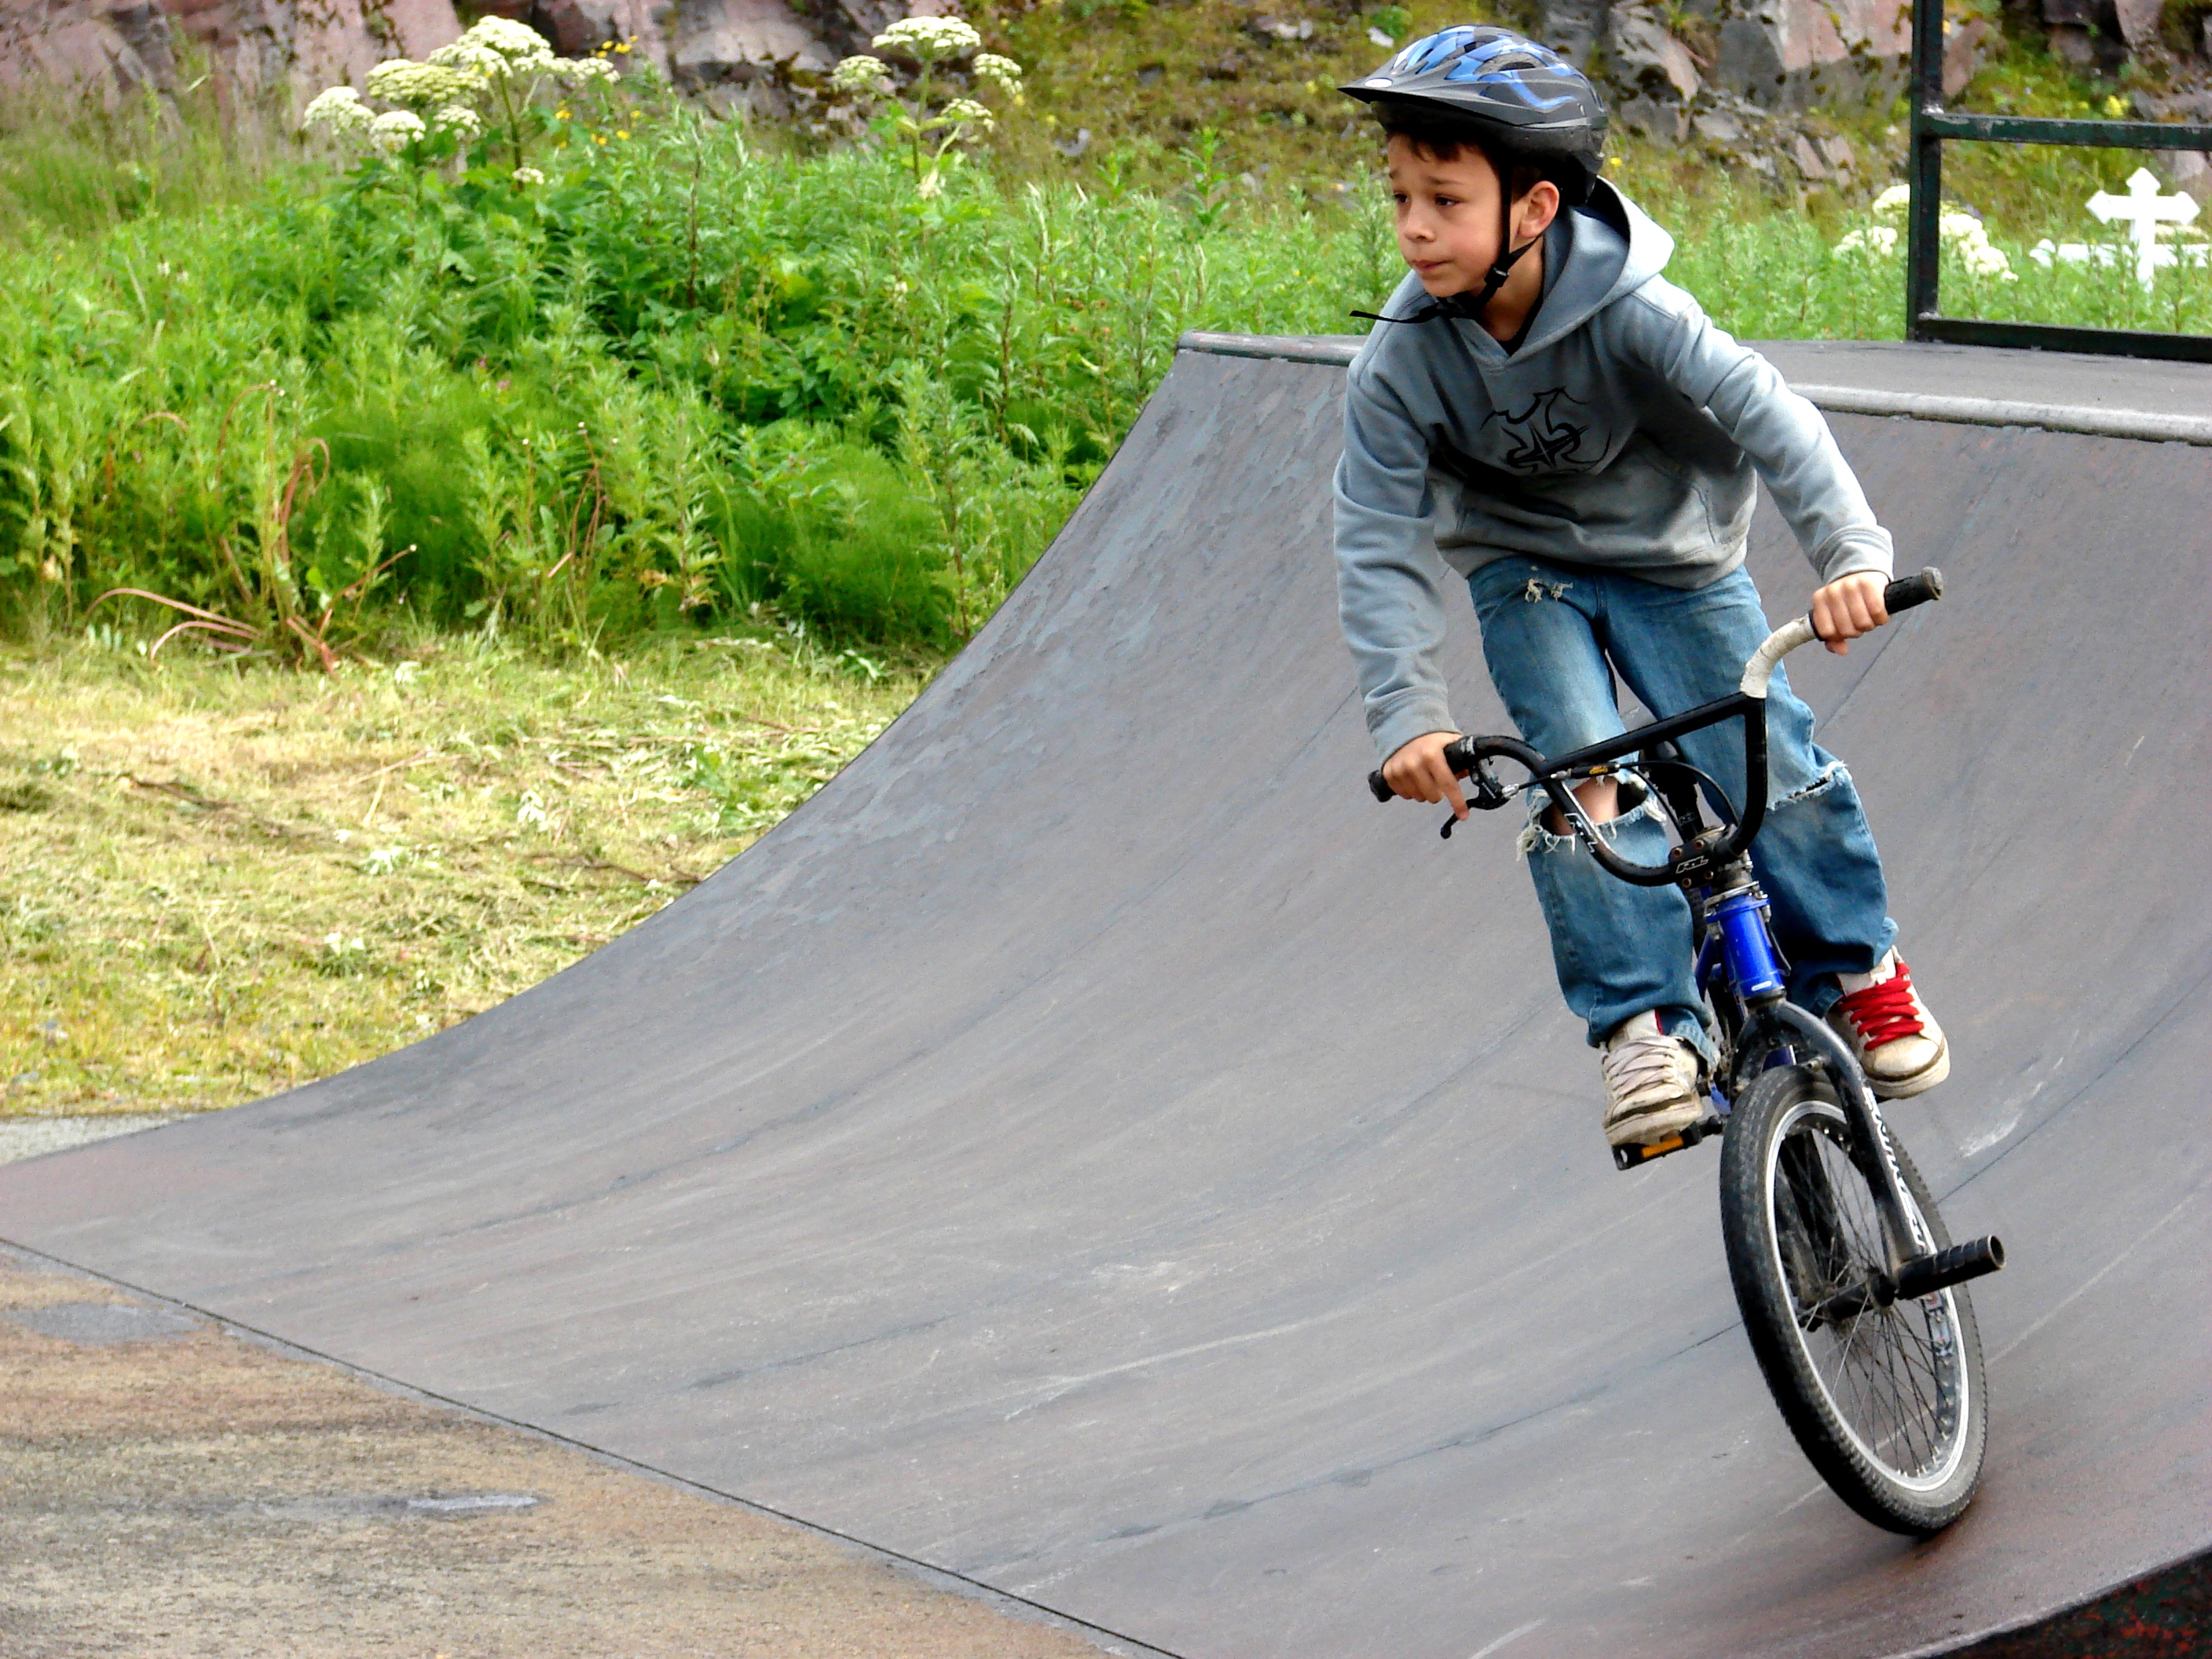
{"left": 1530, "top": 691, "right": 1759, "bottom": 780}
{"left": 1366, "top": 569, "right": 1944, "bottom": 887}
{"left": 1447, "top": 698, "right": 1770, "bottom": 887}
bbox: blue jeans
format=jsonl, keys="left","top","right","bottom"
{"left": 1467, "top": 556, "right": 1895, "bottom": 1052}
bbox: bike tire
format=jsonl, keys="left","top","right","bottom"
{"left": 1719, "top": 1064, "right": 1987, "bottom": 1534}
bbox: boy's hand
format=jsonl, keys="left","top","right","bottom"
{"left": 1382, "top": 731, "right": 1470, "bottom": 820}
{"left": 1811, "top": 571, "right": 1891, "bottom": 654}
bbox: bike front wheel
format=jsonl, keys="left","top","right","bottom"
{"left": 1719, "top": 1064, "right": 1987, "bottom": 1533}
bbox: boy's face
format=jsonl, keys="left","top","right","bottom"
{"left": 1385, "top": 134, "right": 1533, "bottom": 298}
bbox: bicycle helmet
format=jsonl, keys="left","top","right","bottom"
{"left": 1342, "top": 27, "right": 1608, "bottom": 326}
{"left": 1342, "top": 27, "right": 1606, "bottom": 203}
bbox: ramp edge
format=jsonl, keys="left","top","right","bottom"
{"left": 1793, "top": 383, "right": 2212, "bottom": 447}
{"left": 1174, "top": 331, "right": 2212, "bottom": 446}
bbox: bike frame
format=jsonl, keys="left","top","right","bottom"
{"left": 1448, "top": 691, "right": 1928, "bottom": 1273}
{"left": 1361, "top": 569, "right": 1999, "bottom": 1304}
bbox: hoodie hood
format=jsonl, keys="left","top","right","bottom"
{"left": 1518, "top": 179, "right": 1674, "bottom": 355}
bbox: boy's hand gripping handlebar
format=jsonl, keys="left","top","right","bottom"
{"left": 1365, "top": 570, "right": 1943, "bottom": 881}
{"left": 1741, "top": 567, "right": 1942, "bottom": 697}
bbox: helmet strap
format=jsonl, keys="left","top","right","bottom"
{"left": 1348, "top": 185, "right": 1544, "bottom": 329}
{"left": 1463, "top": 184, "right": 1537, "bottom": 320}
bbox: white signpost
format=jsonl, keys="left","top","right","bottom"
{"left": 2089, "top": 169, "right": 2203, "bottom": 286}
{"left": 2032, "top": 167, "right": 2206, "bottom": 287}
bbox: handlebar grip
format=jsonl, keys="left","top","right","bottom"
{"left": 1368, "top": 736, "right": 1481, "bottom": 803}
{"left": 1884, "top": 567, "right": 1943, "bottom": 615}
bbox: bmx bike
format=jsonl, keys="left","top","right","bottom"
{"left": 1367, "top": 569, "right": 2003, "bottom": 1534}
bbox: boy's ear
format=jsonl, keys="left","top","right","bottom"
{"left": 1515, "top": 178, "right": 1562, "bottom": 240}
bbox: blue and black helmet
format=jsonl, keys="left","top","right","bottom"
{"left": 1341, "top": 27, "right": 1606, "bottom": 204}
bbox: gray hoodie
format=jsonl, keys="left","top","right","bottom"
{"left": 1335, "top": 181, "right": 1894, "bottom": 764}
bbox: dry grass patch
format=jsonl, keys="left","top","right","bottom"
{"left": 0, "top": 633, "right": 933, "bottom": 1117}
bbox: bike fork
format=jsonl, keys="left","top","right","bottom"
{"left": 1762, "top": 1000, "right": 2007, "bottom": 1308}
{"left": 1763, "top": 1003, "right": 1918, "bottom": 1272}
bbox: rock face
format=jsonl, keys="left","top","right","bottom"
{"left": 1714, "top": 0, "right": 1910, "bottom": 104}
{"left": 1540, "top": 0, "right": 1914, "bottom": 170}
{"left": 672, "top": 0, "right": 836, "bottom": 99}
{"left": 0, "top": 0, "right": 947, "bottom": 112}
{"left": 0, "top": 0, "right": 462, "bottom": 104}
{"left": 666, "top": 0, "right": 962, "bottom": 113}
{"left": 1563, "top": 0, "right": 1910, "bottom": 112}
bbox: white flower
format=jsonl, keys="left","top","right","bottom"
{"left": 432, "top": 102, "right": 483, "bottom": 138}
{"left": 872, "top": 16, "right": 982, "bottom": 63}
{"left": 460, "top": 16, "right": 555, "bottom": 64}
{"left": 555, "top": 56, "right": 618, "bottom": 85}
{"left": 1939, "top": 209, "right": 1985, "bottom": 244}
{"left": 939, "top": 97, "right": 994, "bottom": 136}
{"left": 972, "top": 52, "right": 1024, "bottom": 93}
{"left": 1958, "top": 240, "right": 2015, "bottom": 280}
{"left": 1934, "top": 210, "right": 2013, "bottom": 276}
{"left": 830, "top": 53, "right": 895, "bottom": 96}
{"left": 430, "top": 39, "right": 507, "bottom": 79}
{"left": 369, "top": 108, "right": 427, "bottom": 152}
{"left": 367, "top": 57, "right": 481, "bottom": 104}
{"left": 302, "top": 85, "right": 372, "bottom": 137}
{"left": 430, "top": 20, "right": 552, "bottom": 84}
{"left": 1872, "top": 183, "right": 1911, "bottom": 218}
{"left": 1833, "top": 225, "right": 1899, "bottom": 259}
{"left": 514, "top": 165, "right": 545, "bottom": 185}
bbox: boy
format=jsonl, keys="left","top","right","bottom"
{"left": 1334, "top": 27, "right": 1947, "bottom": 1152}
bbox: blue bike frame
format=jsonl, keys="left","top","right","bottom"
{"left": 1364, "top": 569, "right": 2001, "bottom": 1313}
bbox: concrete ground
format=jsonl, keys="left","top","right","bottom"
{"left": 0, "top": 1117, "right": 177, "bottom": 1166}
{"left": 0, "top": 1243, "right": 1115, "bottom": 1659}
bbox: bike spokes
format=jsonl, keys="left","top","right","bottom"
{"left": 1773, "top": 1111, "right": 1967, "bottom": 1488}
{"left": 1720, "top": 1068, "right": 1987, "bottom": 1533}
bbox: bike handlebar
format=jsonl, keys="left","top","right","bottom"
{"left": 1366, "top": 569, "right": 1945, "bottom": 884}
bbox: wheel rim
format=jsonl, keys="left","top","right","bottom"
{"left": 1763, "top": 1097, "right": 1971, "bottom": 1492}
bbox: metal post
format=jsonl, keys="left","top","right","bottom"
{"left": 1896, "top": 0, "right": 2212, "bottom": 361}
{"left": 1906, "top": 0, "right": 1946, "bottom": 342}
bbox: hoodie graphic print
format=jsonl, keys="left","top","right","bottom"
{"left": 1334, "top": 181, "right": 1894, "bottom": 764}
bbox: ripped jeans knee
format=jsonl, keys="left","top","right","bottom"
{"left": 1516, "top": 789, "right": 1663, "bottom": 858}
{"left": 1518, "top": 790, "right": 1711, "bottom": 1049}
{"left": 1771, "top": 759, "right": 1848, "bottom": 810}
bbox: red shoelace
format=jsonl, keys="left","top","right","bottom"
{"left": 1833, "top": 960, "right": 1927, "bottom": 1049}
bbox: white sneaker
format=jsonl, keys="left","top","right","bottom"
{"left": 1600, "top": 1013, "right": 1707, "bottom": 1148}
{"left": 1829, "top": 949, "right": 1949, "bottom": 1098}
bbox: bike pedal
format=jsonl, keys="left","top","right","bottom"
{"left": 1611, "top": 1115, "right": 1727, "bottom": 1172}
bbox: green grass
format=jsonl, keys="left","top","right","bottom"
{"left": 0, "top": 88, "right": 1397, "bottom": 662}
{"left": 3, "top": 18, "right": 2203, "bottom": 670}
{"left": 0, "top": 67, "right": 302, "bottom": 244}
{"left": 0, "top": 627, "right": 929, "bottom": 1115}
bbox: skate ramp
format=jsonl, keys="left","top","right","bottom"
{"left": 4, "top": 337, "right": 2210, "bottom": 1659}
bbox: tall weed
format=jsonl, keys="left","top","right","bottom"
{"left": 1, "top": 85, "right": 2203, "bottom": 656}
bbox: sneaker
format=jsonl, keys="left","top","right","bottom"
{"left": 1600, "top": 1012, "right": 1708, "bottom": 1148}
{"left": 1829, "top": 950, "right": 1949, "bottom": 1098}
